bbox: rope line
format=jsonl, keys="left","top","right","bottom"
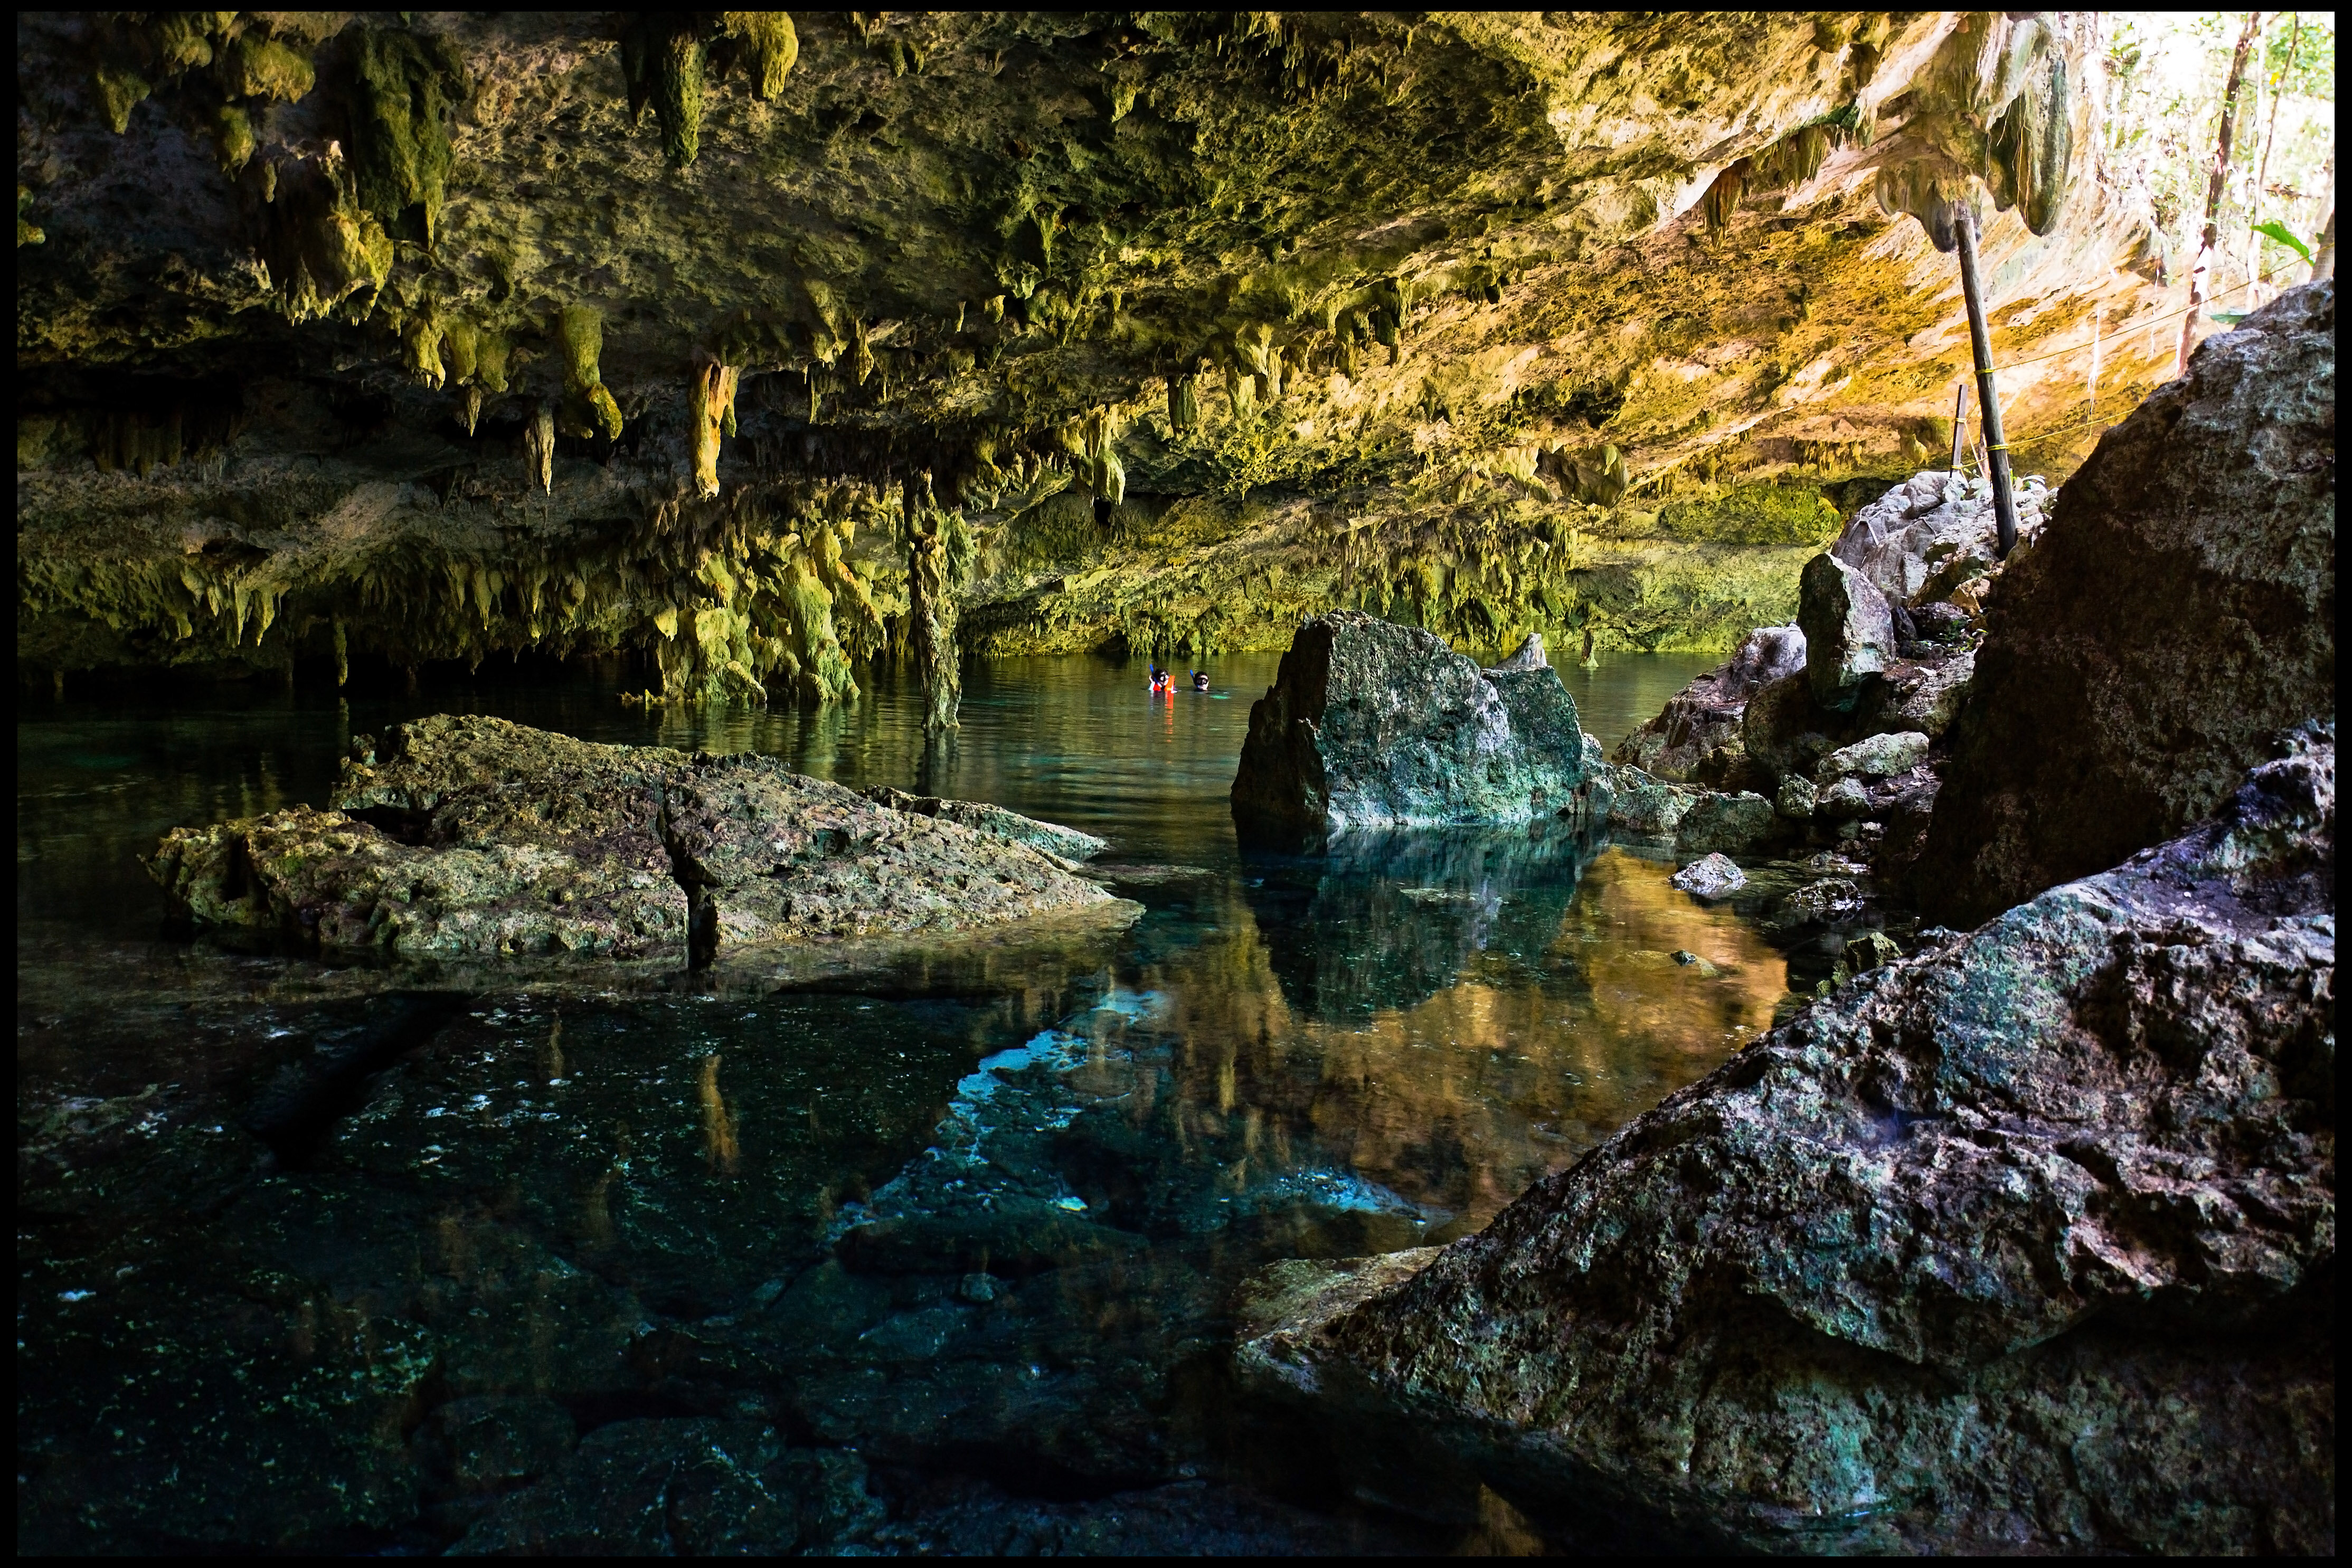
{"left": 1983, "top": 260, "right": 2303, "bottom": 374}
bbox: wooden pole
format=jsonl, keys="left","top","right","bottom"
{"left": 1952, "top": 203, "right": 2020, "bottom": 557}
{"left": 1949, "top": 382, "right": 1968, "bottom": 471}
{"left": 2087, "top": 304, "right": 2103, "bottom": 420}
{"left": 2177, "top": 12, "right": 2264, "bottom": 379}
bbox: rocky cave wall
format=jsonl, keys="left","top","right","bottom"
{"left": 18, "top": 11, "right": 2167, "bottom": 703}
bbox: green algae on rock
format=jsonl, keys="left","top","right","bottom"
{"left": 147, "top": 714, "right": 1126, "bottom": 963}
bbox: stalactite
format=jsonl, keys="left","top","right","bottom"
{"left": 558, "top": 304, "right": 625, "bottom": 440}
{"left": 525, "top": 406, "right": 555, "bottom": 493}
{"left": 1169, "top": 373, "right": 1199, "bottom": 431}
{"left": 691, "top": 361, "right": 741, "bottom": 498}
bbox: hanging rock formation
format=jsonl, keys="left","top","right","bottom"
{"left": 1917, "top": 280, "right": 2338, "bottom": 925}
{"left": 1230, "top": 611, "right": 1604, "bottom": 836}
{"left": 17, "top": 13, "right": 2163, "bottom": 695}
{"left": 1240, "top": 724, "right": 2337, "bottom": 1554}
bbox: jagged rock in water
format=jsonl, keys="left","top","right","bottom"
{"left": 1834, "top": 469, "right": 2052, "bottom": 607}
{"left": 1918, "top": 281, "right": 2338, "bottom": 927}
{"left": 1798, "top": 553, "right": 1895, "bottom": 712}
{"left": 1742, "top": 647, "right": 1971, "bottom": 787}
{"left": 1668, "top": 853, "right": 1744, "bottom": 898}
{"left": 1231, "top": 611, "right": 1603, "bottom": 835}
{"left": 147, "top": 715, "right": 1121, "bottom": 961}
{"left": 1816, "top": 730, "right": 1929, "bottom": 782}
{"left": 1867, "top": 648, "right": 1976, "bottom": 736}
{"left": 861, "top": 785, "right": 1107, "bottom": 863}
{"left": 1610, "top": 625, "right": 1805, "bottom": 783}
{"left": 1601, "top": 764, "right": 1701, "bottom": 837}
{"left": 1774, "top": 773, "right": 1818, "bottom": 819}
{"left": 1239, "top": 726, "right": 2337, "bottom": 1554}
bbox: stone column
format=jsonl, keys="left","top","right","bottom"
{"left": 902, "top": 473, "right": 970, "bottom": 734}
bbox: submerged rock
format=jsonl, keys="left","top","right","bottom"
{"left": 450, "top": 1420, "right": 883, "bottom": 1555}
{"left": 1231, "top": 611, "right": 1603, "bottom": 835}
{"left": 1241, "top": 726, "right": 2337, "bottom": 1553}
{"left": 147, "top": 715, "right": 1121, "bottom": 963}
{"left": 1918, "top": 280, "right": 2338, "bottom": 926}
{"left": 1668, "top": 854, "right": 1744, "bottom": 898}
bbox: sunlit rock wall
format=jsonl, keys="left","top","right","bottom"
{"left": 17, "top": 12, "right": 2163, "bottom": 689}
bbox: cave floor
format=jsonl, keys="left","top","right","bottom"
{"left": 17, "top": 653, "right": 1885, "bottom": 1554}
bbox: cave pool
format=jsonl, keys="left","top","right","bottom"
{"left": 20, "top": 650, "right": 1845, "bottom": 1553}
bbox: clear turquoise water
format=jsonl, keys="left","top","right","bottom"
{"left": 19, "top": 649, "right": 1804, "bottom": 1554}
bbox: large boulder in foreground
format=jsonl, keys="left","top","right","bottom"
{"left": 1231, "top": 611, "right": 1604, "bottom": 835}
{"left": 1917, "top": 280, "right": 2337, "bottom": 927}
{"left": 1241, "top": 726, "right": 2336, "bottom": 1554}
{"left": 147, "top": 715, "right": 1119, "bottom": 962}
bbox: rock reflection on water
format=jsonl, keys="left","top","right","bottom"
{"left": 1126, "top": 835, "right": 1790, "bottom": 1239}
{"left": 17, "top": 654, "right": 1797, "bottom": 1553}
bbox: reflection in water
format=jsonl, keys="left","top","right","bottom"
{"left": 699, "top": 1054, "right": 742, "bottom": 1176}
{"left": 1244, "top": 825, "right": 1595, "bottom": 1023}
{"left": 16, "top": 651, "right": 1794, "bottom": 1553}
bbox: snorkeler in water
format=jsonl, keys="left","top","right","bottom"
{"left": 1191, "top": 670, "right": 1210, "bottom": 691}
{"left": 1148, "top": 666, "right": 1172, "bottom": 692}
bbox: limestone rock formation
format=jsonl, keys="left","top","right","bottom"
{"left": 1797, "top": 553, "right": 1895, "bottom": 712}
{"left": 1918, "top": 281, "right": 2338, "bottom": 925}
{"left": 148, "top": 714, "right": 1121, "bottom": 961}
{"left": 17, "top": 13, "right": 2157, "bottom": 694}
{"left": 1610, "top": 625, "right": 1804, "bottom": 783}
{"left": 861, "top": 786, "right": 1107, "bottom": 864}
{"left": 1668, "top": 853, "right": 1744, "bottom": 898}
{"left": 1242, "top": 725, "right": 2338, "bottom": 1554}
{"left": 1670, "top": 791, "right": 1780, "bottom": 857}
{"left": 1600, "top": 764, "right": 1700, "bottom": 838}
{"left": 1833, "top": 469, "right": 2052, "bottom": 607}
{"left": 1230, "top": 611, "right": 1603, "bottom": 836}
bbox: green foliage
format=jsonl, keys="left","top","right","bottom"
{"left": 2252, "top": 220, "right": 2313, "bottom": 263}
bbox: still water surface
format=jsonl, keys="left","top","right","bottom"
{"left": 20, "top": 650, "right": 1803, "bottom": 1553}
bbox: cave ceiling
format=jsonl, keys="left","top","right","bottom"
{"left": 16, "top": 11, "right": 2165, "bottom": 692}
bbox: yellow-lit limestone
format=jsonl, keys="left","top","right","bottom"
{"left": 557, "top": 303, "right": 626, "bottom": 442}
{"left": 692, "top": 360, "right": 742, "bottom": 498}
{"left": 21, "top": 13, "right": 2166, "bottom": 720}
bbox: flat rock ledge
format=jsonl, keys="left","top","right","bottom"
{"left": 146, "top": 714, "right": 1123, "bottom": 963}
{"left": 1231, "top": 611, "right": 1606, "bottom": 836}
{"left": 1240, "top": 725, "right": 2336, "bottom": 1555}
